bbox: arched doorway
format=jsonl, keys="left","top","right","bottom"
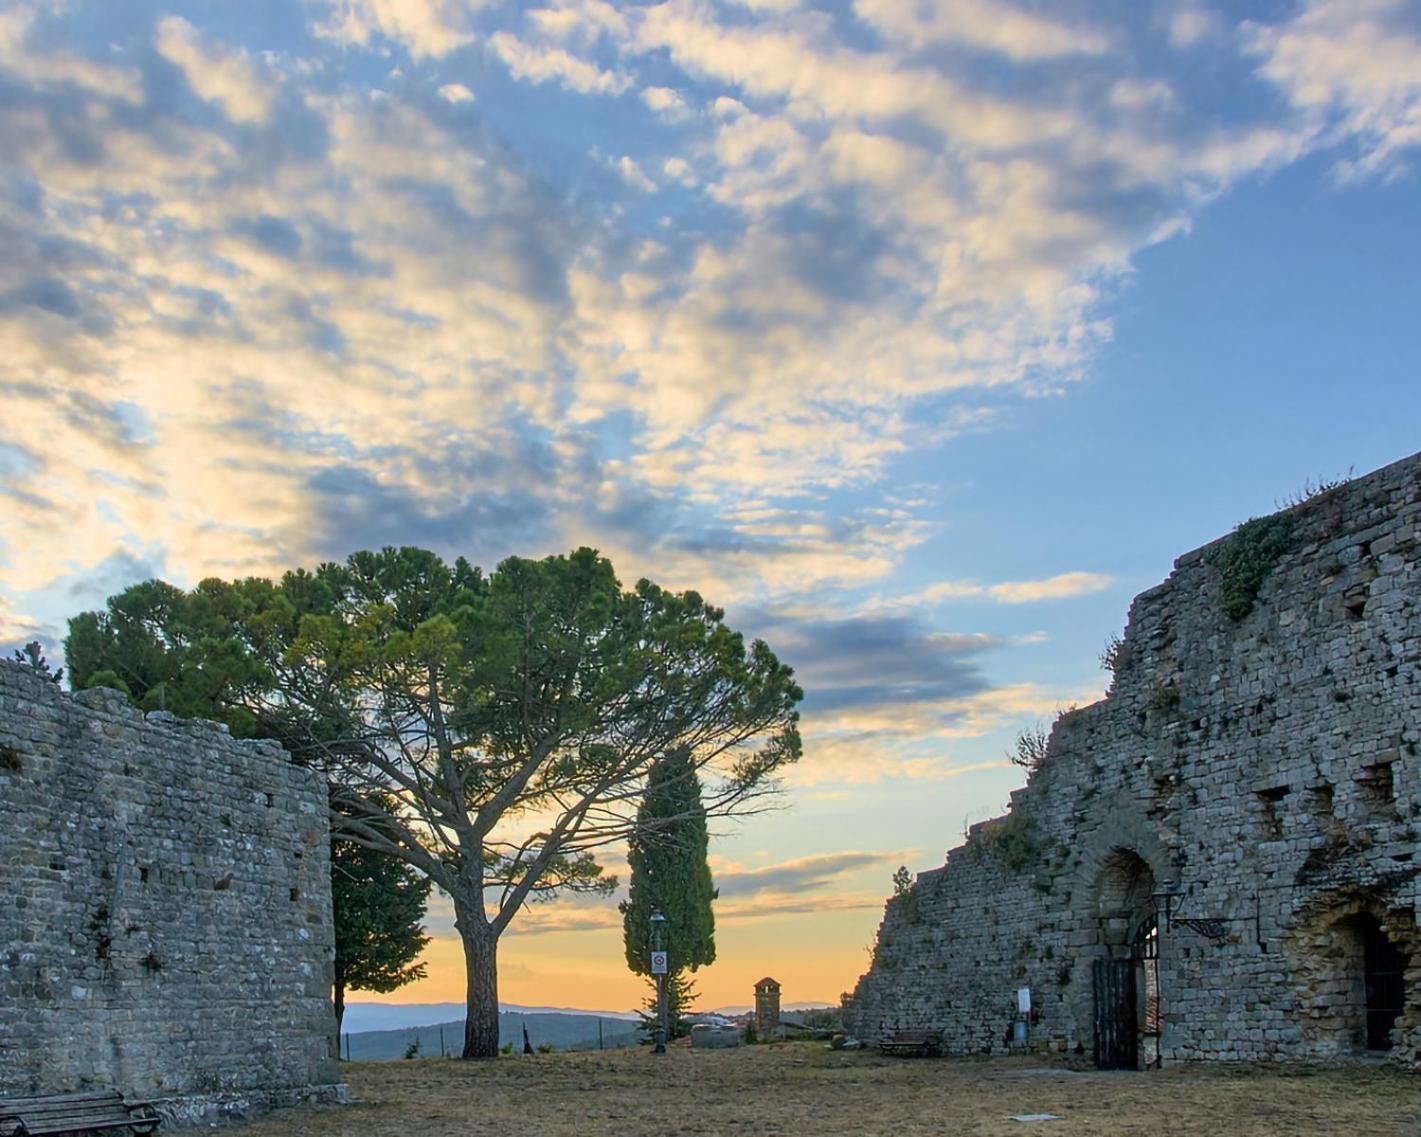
{"left": 1289, "top": 894, "right": 1415, "bottom": 1057}
{"left": 1090, "top": 848, "right": 1158, "bottom": 1069}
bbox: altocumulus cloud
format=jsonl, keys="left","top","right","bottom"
{"left": 0, "top": 0, "right": 1419, "bottom": 782}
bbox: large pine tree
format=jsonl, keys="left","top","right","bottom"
{"left": 620, "top": 746, "right": 717, "bottom": 1034}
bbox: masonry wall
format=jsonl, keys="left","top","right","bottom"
{"left": 844, "top": 451, "right": 1421, "bottom": 1066}
{"left": 0, "top": 664, "right": 341, "bottom": 1113}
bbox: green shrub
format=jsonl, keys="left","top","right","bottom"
{"left": 1207, "top": 513, "right": 1297, "bottom": 621}
{"left": 973, "top": 812, "right": 1038, "bottom": 872}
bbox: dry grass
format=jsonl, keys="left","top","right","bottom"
{"left": 238, "top": 1044, "right": 1419, "bottom": 1137}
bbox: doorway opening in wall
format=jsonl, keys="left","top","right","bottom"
{"left": 1091, "top": 847, "right": 1158, "bottom": 1070}
{"left": 1359, "top": 915, "right": 1407, "bottom": 1051}
{"left": 1292, "top": 896, "right": 1415, "bottom": 1058}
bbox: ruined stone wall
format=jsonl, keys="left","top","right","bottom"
{"left": 845, "top": 451, "right": 1421, "bottom": 1066}
{"left": 0, "top": 663, "right": 342, "bottom": 1114}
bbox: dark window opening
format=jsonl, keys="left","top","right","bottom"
{"left": 1344, "top": 586, "right": 1368, "bottom": 621}
{"left": 1360, "top": 917, "right": 1408, "bottom": 1051}
{"left": 1358, "top": 763, "right": 1395, "bottom": 813}
{"left": 1308, "top": 782, "right": 1335, "bottom": 823}
{"left": 1257, "top": 786, "right": 1288, "bottom": 838}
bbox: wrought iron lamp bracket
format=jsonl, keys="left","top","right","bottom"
{"left": 1151, "top": 881, "right": 1231, "bottom": 944}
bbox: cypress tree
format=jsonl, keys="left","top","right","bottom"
{"left": 621, "top": 746, "right": 717, "bottom": 1034}
{"left": 332, "top": 834, "right": 431, "bottom": 1036}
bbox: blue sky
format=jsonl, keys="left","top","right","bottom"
{"left": 2, "top": 0, "right": 1419, "bottom": 1008}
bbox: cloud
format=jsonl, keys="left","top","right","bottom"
{"left": 299, "top": 458, "right": 557, "bottom": 564}
{"left": 1, "top": 0, "right": 1417, "bottom": 759}
{"left": 898, "top": 571, "right": 1115, "bottom": 606}
{"left": 641, "top": 85, "right": 690, "bottom": 121}
{"left": 614, "top": 155, "right": 657, "bottom": 192}
{"left": 489, "top": 32, "right": 632, "bottom": 95}
{"left": 663, "top": 157, "right": 696, "bottom": 186}
{"left": 0, "top": 6, "right": 142, "bottom": 103}
{"left": 438, "top": 82, "right": 475, "bottom": 104}
{"left": 0, "top": 594, "right": 45, "bottom": 655}
{"left": 496, "top": 848, "right": 900, "bottom": 935}
{"left": 851, "top": 0, "right": 1111, "bottom": 60}
{"left": 310, "top": 0, "right": 478, "bottom": 59}
{"left": 1243, "top": 0, "right": 1421, "bottom": 181}
{"left": 155, "top": 16, "right": 273, "bottom": 124}
{"left": 748, "top": 606, "right": 995, "bottom": 715}
{"left": 1167, "top": 4, "right": 1226, "bottom": 49}
{"left": 714, "top": 850, "right": 894, "bottom": 897}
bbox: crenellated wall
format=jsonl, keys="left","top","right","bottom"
{"left": 0, "top": 663, "right": 343, "bottom": 1120}
{"left": 844, "top": 451, "right": 1421, "bottom": 1067}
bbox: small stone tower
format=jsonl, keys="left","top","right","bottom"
{"left": 754, "top": 977, "right": 781, "bottom": 1039}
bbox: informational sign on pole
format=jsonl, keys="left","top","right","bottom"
{"left": 651, "top": 951, "right": 669, "bottom": 975}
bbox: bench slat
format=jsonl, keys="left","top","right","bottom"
{"left": 0, "top": 1088, "right": 160, "bottom": 1137}
{"left": 879, "top": 1029, "right": 942, "bottom": 1057}
{"left": 0, "top": 1094, "right": 128, "bottom": 1107}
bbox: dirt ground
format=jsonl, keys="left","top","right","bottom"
{"left": 236, "top": 1044, "right": 1419, "bottom": 1137}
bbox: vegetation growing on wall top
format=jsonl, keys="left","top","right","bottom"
{"left": 1008, "top": 725, "right": 1050, "bottom": 773}
{"left": 971, "top": 811, "right": 1038, "bottom": 873}
{"left": 1207, "top": 513, "right": 1297, "bottom": 621}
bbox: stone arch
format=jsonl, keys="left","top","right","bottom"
{"left": 1064, "top": 795, "right": 1177, "bottom": 1064}
{"left": 1093, "top": 848, "right": 1158, "bottom": 956}
{"left": 1068, "top": 798, "right": 1175, "bottom": 956}
{"left": 1286, "top": 890, "right": 1419, "bottom": 1059}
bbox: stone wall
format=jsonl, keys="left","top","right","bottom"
{"left": 0, "top": 663, "right": 342, "bottom": 1118}
{"left": 844, "top": 451, "right": 1420, "bottom": 1067}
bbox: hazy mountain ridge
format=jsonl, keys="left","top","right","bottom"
{"left": 344, "top": 1011, "right": 642, "bottom": 1060}
{"left": 343, "top": 1002, "right": 640, "bottom": 1034}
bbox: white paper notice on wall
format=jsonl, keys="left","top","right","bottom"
{"left": 1017, "top": 987, "right": 1031, "bottom": 1014}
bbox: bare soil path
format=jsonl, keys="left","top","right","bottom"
{"left": 236, "top": 1044, "right": 1419, "bottom": 1137}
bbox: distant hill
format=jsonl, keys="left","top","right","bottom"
{"left": 343, "top": 1001, "right": 640, "bottom": 1034}
{"left": 711, "top": 1003, "right": 838, "bottom": 1017}
{"left": 343, "top": 1012, "right": 642, "bottom": 1060}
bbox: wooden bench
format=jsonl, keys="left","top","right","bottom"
{"left": 879, "top": 1029, "right": 942, "bottom": 1057}
{"left": 0, "top": 1090, "right": 161, "bottom": 1137}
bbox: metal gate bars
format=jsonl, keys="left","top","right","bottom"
{"left": 1092, "top": 957, "right": 1138, "bottom": 1069}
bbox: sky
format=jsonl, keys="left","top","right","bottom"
{"left": 1, "top": 0, "right": 1419, "bottom": 1013}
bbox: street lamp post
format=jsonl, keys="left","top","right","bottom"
{"left": 650, "top": 910, "right": 668, "bottom": 1055}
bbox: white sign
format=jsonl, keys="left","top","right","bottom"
{"left": 1017, "top": 987, "right": 1031, "bottom": 1014}
{"left": 651, "top": 951, "right": 668, "bottom": 975}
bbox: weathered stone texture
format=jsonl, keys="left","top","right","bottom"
{"left": 844, "top": 451, "right": 1420, "bottom": 1067}
{"left": 0, "top": 663, "right": 341, "bottom": 1110}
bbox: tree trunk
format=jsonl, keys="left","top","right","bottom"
{"left": 333, "top": 975, "right": 346, "bottom": 1042}
{"left": 458, "top": 906, "right": 500, "bottom": 1059}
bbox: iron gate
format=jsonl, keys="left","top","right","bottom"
{"left": 1093, "top": 957, "right": 1138, "bottom": 1069}
{"left": 1363, "top": 920, "right": 1407, "bottom": 1050}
